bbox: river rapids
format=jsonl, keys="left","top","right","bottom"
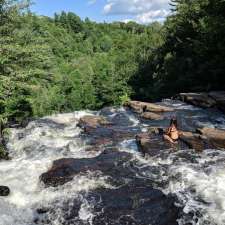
{"left": 1, "top": 100, "right": 225, "bottom": 225}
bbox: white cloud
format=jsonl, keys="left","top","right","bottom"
{"left": 103, "top": 0, "right": 170, "bottom": 23}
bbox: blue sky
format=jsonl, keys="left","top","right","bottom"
{"left": 31, "top": 0, "right": 171, "bottom": 24}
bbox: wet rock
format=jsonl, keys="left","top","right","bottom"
{"left": 136, "top": 132, "right": 173, "bottom": 157}
{"left": 91, "top": 179, "right": 180, "bottom": 225}
{"left": 40, "top": 149, "right": 133, "bottom": 187}
{"left": 126, "top": 101, "right": 174, "bottom": 113}
{"left": 209, "top": 91, "right": 225, "bottom": 113}
{"left": 136, "top": 129, "right": 191, "bottom": 156}
{"left": 197, "top": 127, "right": 225, "bottom": 149}
{"left": 177, "top": 93, "right": 217, "bottom": 108}
{"left": 0, "top": 144, "right": 10, "bottom": 160}
{"left": 78, "top": 115, "right": 112, "bottom": 130}
{"left": 39, "top": 179, "right": 180, "bottom": 225}
{"left": 179, "top": 132, "right": 210, "bottom": 152}
{"left": 0, "top": 186, "right": 10, "bottom": 196}
{"left": 78, "top": 115, "right": 137, "bottom": 147}
{"left": 141, "top": 112, "right": 164, "bottom": 120}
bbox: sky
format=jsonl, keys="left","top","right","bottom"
{"left": 31, "top": 0, "right": 171, "bottom": 24}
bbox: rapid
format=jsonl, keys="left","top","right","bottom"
{"left": 0, "top": 100, "right": 225, "bottom": 225}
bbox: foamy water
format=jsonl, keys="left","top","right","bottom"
{"left": 0, "top": 102, "right": 225, "bottom": 225}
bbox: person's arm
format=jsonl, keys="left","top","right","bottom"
{"left": 165, "top": 126, "right": 171, "bottom": 135}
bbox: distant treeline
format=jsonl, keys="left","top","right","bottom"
{"left": 0, "top": 0, "right": 225, "bottom": 125}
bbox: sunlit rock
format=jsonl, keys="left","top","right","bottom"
{"left": 126, "top": 101, "right": 174, "bottom": 113}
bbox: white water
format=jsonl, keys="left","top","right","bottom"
{"left": 1, "top": 102, "right": 225, "bottom": 225}
{"left": 0, "top": 111, "right": 111, "bottom": 225}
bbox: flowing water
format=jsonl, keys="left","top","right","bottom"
{"left": 0, "top": 100, "right": 225, "bottom": 225}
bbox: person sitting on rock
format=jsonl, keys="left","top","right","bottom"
{"left": 163, "top": 118, "right": 179, "bottom": 143}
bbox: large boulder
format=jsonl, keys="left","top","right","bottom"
{"left": 37, "top": 179, "right": 180, "bottom": 225}
{"left": 0, "top": 186, "right": 10, "bottom": 196}
{"left": 126, "top": 101, "right": 174, "bottom": 113}
{"left": 136, "top": 132, "right": 182, "bottom": 157}
{"left": 40, "top": 149, "right": 133, "bottom": 187}
{"left": 209, "top": 91, "right": 225, "bottom": 113}
{"left": 90, "top": 179, "right": 179, "bottom": 225}
{"left": 197, "top": 127, "right": 225, "bottom": 149}
{"left": 78, "top": 115, "right": 138, "bottom": 147}
{"left": 179, "top": 132, "right": 211, "bottom": 152}
{"left": 177, "top": 93, "right": 216, "bottom": 108}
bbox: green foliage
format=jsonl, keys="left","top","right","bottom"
{"left": 1, "top": 0, "right": 225, "bottom": 127}
{"left": 0, "top": 0, "right": 163, "bottom": 123}
{"left": 150, "top": 0, "right": 225, "bottom": 98}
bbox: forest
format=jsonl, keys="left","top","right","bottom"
{"left": 0, "top": 0, "right": 225, "bottom": 127}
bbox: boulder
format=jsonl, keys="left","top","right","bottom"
{"left": 0, "top": 144, "right": 10, "bottom": 160}
{"left": 136, "top": 132, "right": 175, "bottom": 157}
{"left": 177, "top": 93, "right": 216, "bottom": 108}
{"left": 126, "top": 101, "right": 174, "bottom": 113}
{"left": 141, "top": 112, "right": 164, "bottom": 120}
{"left": 209, "top": 91, "right": 225, "bottom": 113}
{"left": 78, "top": 115, "right": 112, "bottom": 130}
{"left": 91, "top": 179, "right": 179, "bottom": 225}
{"left": 78, "top": 115, "right": 138, "bottom": 148}
{"left": 197, "top": 127, "right": 225, "bottom": 149}
{"left": 40, "top": 149, "right": 133, "bottom": 187}
{"left": 37, "top": 179, "right": 180, "bottom": 225}
{"left": 0, "top": 186, "right": 10, "bottom": 196}
{"left": 179, "top": 132, "right": 211, "bottom": 152}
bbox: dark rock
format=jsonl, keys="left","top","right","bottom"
{"left": 37, "top": 208, "right": 49, "bottom": 214}
{"left": 126, "top": 101, "right": 174, "bottom": 113}
{"left": 38, "top": 179, "right": 180, "bottom": 225}
{"left": 136, "top": 132, "right": 173, "bottom": 157}
{"left": 197, "top": 127, "right": 225, "bottom": 149}
{"left": 177, "top": 93, "right": 216, "bottom": 108}
{"left": 141, "top": 112, "right": 164, "bottom": 120}
{"left": 179, "top": 132, "right": 211, "bottom": 152}
{"left": 0, "top": 144, "right": 10, "bottom": 160}
{"left": 0, "top": 186, "right": 10, "bottom": 196}
{"left": 209, "top": 91, "right": 225, "bottom": 113}
{"left": 78, "top": 115, "right": 137, "bottom": 147}
{"left": 40, "top": 149, "right": 133, "bottom": 187}
{"left": 91, "top": 179, "right": 179, "bottom": 225}
{"left": 136, "top": 130, "right": 191, "bottom": 157}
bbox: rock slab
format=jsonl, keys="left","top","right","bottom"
{"left": 126, "top": 101, "right": 174, "bottom": 113}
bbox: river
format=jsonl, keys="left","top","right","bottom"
{"left": 1, "top": 100, "right": 225, "bottom": 225}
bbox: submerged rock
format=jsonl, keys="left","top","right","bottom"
{"left": 0, "top": 186, "right": 10, "bottom": 196}
{"left": 126, "top": 101, "right": 174, "bottom": 113}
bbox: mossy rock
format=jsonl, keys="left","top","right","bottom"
{"left": 0, "top": 144, "right": 10, "bottom": 160}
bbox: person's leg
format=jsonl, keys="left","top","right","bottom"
{"left": 163, "top": 134, "right": 176, "bottom": 144}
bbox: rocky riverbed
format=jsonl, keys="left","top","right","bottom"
{"left": 0, "top": 95, "right": 225, "bottom": 225}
